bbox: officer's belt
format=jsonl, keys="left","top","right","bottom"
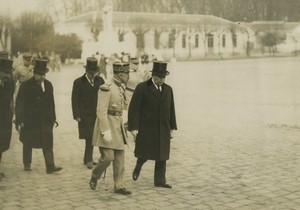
{"left": 107, "top": 110, "right": 123, "bottom": 116}
{"left": 126, "top": 87, "right": 135, "bottom": 92}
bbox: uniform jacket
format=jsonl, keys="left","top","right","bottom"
{"left": 71, "top": 74, "right": 104, "bottom": 139}
{"left": 92, "top": 79, "right": 127, "bottom": 150}
{"left": 128, "top": 79, "right": 177, "bottom": 161}
{"left": 15, "top": 77, "right": 56, "bottom": 149}
{"left": 0, "top": 79, "right": 14, "bottom": 153}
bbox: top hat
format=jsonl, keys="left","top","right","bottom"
{"left": 113, "top": 62, "right": 130, "bottom": 74}
{"left": 85, "top": 57, "right": 99, "bottom": 72}
{"left": 23, "top": 53, "right": 33, "bottom": 61}
{"left": 0, "top": 58, "right": 13, "bottom": 73}
{"left": 34, "top": 59, "right": 49, "bottom": 74}
{"left": 130, "top": 57, "right": 139, "bottom": 64}
{"left": 151, "top": 61, "right": 169, "bottom": 77}
{"left": 0, "top": 51, "right": 9, "bottom": 59}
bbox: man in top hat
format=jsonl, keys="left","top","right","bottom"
{"left": 128, "top": 61, "right": 177, "bottom": 188}
{"left": 13, "top": 53, "right": 34, "bottom": 100}
{"left": 89, "top": 62, "right": 132, "bottom": 195}
{"left": 0, "top": 58, "right": 15, "bottom": 180}
{"left": 72, "top": 57, "right": 105, "bottom": 169}
{"left": 15, "top": 59, "right": 63, "bottom": 174}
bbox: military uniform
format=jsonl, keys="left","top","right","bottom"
{"left": 90, "top": 62, "right": 131, "bottom": 195}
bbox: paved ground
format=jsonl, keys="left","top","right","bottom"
{"left": 1, "top": 57, "right": 300, "bottom": 210}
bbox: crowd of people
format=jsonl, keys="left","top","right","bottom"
{"left": 0, "top": 50, "right": 177, "bottom": 196}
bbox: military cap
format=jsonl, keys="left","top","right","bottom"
{"left": 0, "top": 51, "right": 9, "bottom": 59}
{"left": 113, "top": 62, "right": 130, "bottom": 74}
{"left": 23, "top": 53, "right": 33, "bottom": 61}
{"left": 0, "top": 58, "right": 13, "bottom": 73}
{"left": 84, "top": 57, "right": 99, "bottom": 72}
{"left": 34, "top": 59, "right": 49, "bottom": 74}
{"left": 130, "top": 57, "right": 139, "bottom": 64}
{"left": 151, "top": 61, "right": 169, "bottom": 77}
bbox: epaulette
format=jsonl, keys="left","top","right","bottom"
{"left": 100, "top": 83, "right": 111, "bottom": 91}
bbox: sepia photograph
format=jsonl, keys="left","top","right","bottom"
{"left": 1, "top": 0, "right": 300, "bottom": 209}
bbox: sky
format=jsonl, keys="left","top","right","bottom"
{"left": 0, "top": 0, "right": 41, "bottom": 18}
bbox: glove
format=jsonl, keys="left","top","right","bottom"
{"left": 103, "top": 130, "right": 112, "bottom": 143}
{"left": 131, "top": 130, "right": 138, "bottom": 137}
{"left": 170, "top": 130, "right": 174, "bottom": 139}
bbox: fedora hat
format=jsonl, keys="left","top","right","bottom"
{"left": 84, "top": 57, "right": 99, "bottom": 72}
{"left": 113, "top": 62, "right": 130, "bottom": 74}
{"left": 34, "top": 59, "right": 49, "bottom": 74}
{"left": 0, "top": 58, "right": 13, "bottom": 73}
{"left": 151, "top": 61, "right": 169, "bottom": 77}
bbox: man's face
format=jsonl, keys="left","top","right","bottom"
{"left": 130, "top": 62, "right": 139, "bottom": 71}
{"left": 152, "top": 74, "right": 166, "bottom": 86}
{"left": 0, "top": 71, "right": 10, "bottom": 81}
{"left": 34, "top": 73, "right": 46, "bottom": 82}
{"left": 118, "top": 72, "right": 129, "bottom": 84}
{"left": 23, "top": 59, "right": 30, "bottom": 67}
{"left": 86, "top": 70, "right": 98, "bottom": 80}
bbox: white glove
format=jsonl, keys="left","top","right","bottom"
{"left": 131, "top": 130, "right": 138, "bottom": 137}
{"left": 170, "top": 130, "right": 174, "bottom": 139}
{"left": 103, "top": 130, "right": 112, "bottom": 143}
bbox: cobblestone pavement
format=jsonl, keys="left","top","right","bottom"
{"left": 1, "top": 58, "right": 300, "bottom": 210}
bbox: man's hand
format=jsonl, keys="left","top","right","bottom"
{"left": 130, "top": 130, "right": 138, "bottom": 138}
{"left": 170, "top": 130, "right": 174, "bottom": 139}
{"left": 103, "top": 130, "right": 112, "bottom": 143}
{"left": 75, "top": 117, "right": 81, "bottom": 122}
{"left": 16, "top": 123, "right": 24, "bottom": 132}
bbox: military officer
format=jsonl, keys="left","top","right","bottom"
{"left": 89, "top": 62, "right": 132, "bottom": 195}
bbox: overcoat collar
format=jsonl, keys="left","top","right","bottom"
{"left": 146, "top": 78, "right": 168, "bottom": 100}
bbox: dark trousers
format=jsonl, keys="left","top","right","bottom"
{"left": 83, "top": 138, "right": 93, "bottom": 164}
{"left": 135, "top": 158, "right": 167, "bottom": 185}
{"left": 23, "top": 144, "right": 55, "bottom": 168}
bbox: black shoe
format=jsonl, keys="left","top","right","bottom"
{"left": 89, "top": 177, "right": 97, "bottom": 190}
{"left": 132, "top": 167, "right": 141, "bottom": 181}
{"left": 114, "top": 188, "right": 132, "bottom": 195}
{"left": 154, "top": 183, "right": 172, "bottom": 188}
{"left": 46, "top": 166, "right": 63, "bottom": 174}
{"left": 24, "top": 165, "right": 31, "bottom": 171}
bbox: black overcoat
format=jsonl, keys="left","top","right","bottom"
{"left": 15, "top": 77, "right": 56, "bottom": 149}
{"left": 71, "top": 74, "right": 104, "bottom": 139}
{"left": 0, "top": 79, "right": 14, "bottom": 153}
{"left": 128, "top": 79, "right": 177, "bottom": 161}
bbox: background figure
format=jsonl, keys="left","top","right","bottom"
{"left": 15, "top": 59, "right": 62, "bottom": 174}
{"left": 99, "top": 54, "right": 107, "bottom": 79}
{"left": 89, "top": 62, "right": 131, "bottom": 195}
{"left": 128, "top": 61, "right": 177, "bottom": 188}
{"left": 125, "top": 57, "right": 143, "bottom": 105}
{"left": 0, "top": 58, "right": 15, "bottom": 180}
{"left": 71, "top": 57, "right": 105, "bottom": 169}
{"left": 12, "top": 53, "right": 34, "bottom": 103}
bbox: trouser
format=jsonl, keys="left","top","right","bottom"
{"left": 92, "top": 147, "right": 125, "bottom": 190}
{"left": 83, "top": 138, "right": 93, "bottom": 164}
{"left": 135, "top": 158, "right": 167, "bottom": 185}
{"left": 23, "top": 144, "right": 55, "bottom": 168}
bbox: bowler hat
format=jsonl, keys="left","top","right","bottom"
{"left": 85, "top": 57, "right": 99, "bottom": 72}
{"left": 0, "top": 58, "right": 13, "bottom": 73}
{"left": 113, "top": 62, "right": 129, "bottom": 74}
{"left": 0, "top": 51, "right": 9, "bottom": 59}
{"left": 151, "top": 61, "right": 169, "bottom": 77}
{"left": 34, "top": 59, "right": 49, "bottom": 74}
